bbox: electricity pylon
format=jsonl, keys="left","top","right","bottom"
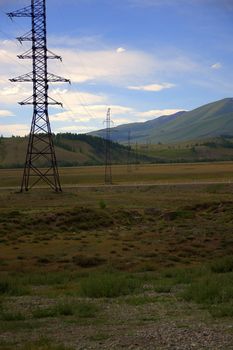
{"left": 135, "top": 142, "right": 139, "bottom": 170}
{"left": 104, "top": 108, "right": 113, "bottom": 184}
{"left": 127, "top": 130, "right": 132, "bottom": 173}
{"left": 7, "top": 0, "right": 70, "bottom": 192}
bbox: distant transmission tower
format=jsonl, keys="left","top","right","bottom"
{"left": 135, "top": 142, "right": 139, "bottom": 170}
{"left": 127, "top": 130, "right": 132, "bottom": 173}
{"left": 104, "top": 108, "right": 112, "bottom": 184}
{"left": 7, "top": 0, "right": 70, "bottom": 192}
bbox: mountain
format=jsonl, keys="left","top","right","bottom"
{"left": 90, "top": 111, "right": 185, "bottom": 143}
{"left": 90, "top": 98, "right": 233, "bottom": 144}
{"left": 0, "top": 133, "right": 152, "bottom": 169}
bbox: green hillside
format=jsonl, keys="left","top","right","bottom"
{"left": 2, "top": 133, "right": 233, "bottom": 169}
{"left": 136, "top": 136, "right": 233, "bottom": 163}
{"left": 90, "top": 111, "right": 185, "bottom": 142}
{"left": 90, "top": 98, "right": 233, "bottom": 144}
{"left": 0, "top": 133, "right": 151, "bottom": 169}
{"left": 2, "top": 98, "right": 233, "bottom": 169}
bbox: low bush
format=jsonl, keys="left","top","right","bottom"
{"left": 33, "top": 307, "right": 57, "bottom": 319}
{"left": 33, "top": 302, "right": 98, "bottom": 319}
{"left": 72, "top": 255, "right": 106, "bottom": 268}
{"left": 21, "top": 338, "right": 74, "bottom": 350}
{"left": 0, "top": 311, "right": 26, "bottom": 321}
{"left": 0, "top": 279, "right": 29, "bottom": 296}
{"left": 210, "top": 256, "right": 233, "bottom": 273}
{"left": 79, "top": 273, "right": 141, "bottom": 298}
{"left": 182, "top": 273, "right": 233, "bottom": 305}
{"left": 56, "top": 303, "right": 75, "bottom": 316}
{"left": 210, "top": 302, "right": 233, "bottom": 318}
{"left": 75, "top": 303, "right": 99, "bottom": 318}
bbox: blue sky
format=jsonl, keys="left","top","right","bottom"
{"left": 0, "top": 0, "right": 233, "bottom": 136}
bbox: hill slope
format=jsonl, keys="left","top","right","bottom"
{"left": 0, "top": 134, "right": 151, "bottom": 169}
{"left": 2, "top": 133, "right": 233, "bottom": 168}
{"left": 90, "top": 98, "right": 233, "bottom": 144}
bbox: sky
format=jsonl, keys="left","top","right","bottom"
{"left": 0, "top": 0, "right": 233, "bottom": 136}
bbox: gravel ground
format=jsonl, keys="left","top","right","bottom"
{"left": 1, "top": 295, "right": 233, "bottom": 350}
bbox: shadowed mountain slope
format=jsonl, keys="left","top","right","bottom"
{"left": 90, "top": 98, "right": 233, "bottom": 144}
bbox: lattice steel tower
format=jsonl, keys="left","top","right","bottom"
{"left": 7, "top": 0, "right": 70, "bottom": 192}
{"left": 127, "top": 130, "right": 132, "bottom": 173}
{"left": 104, "top": 108, "right": 112, "bottom": 184}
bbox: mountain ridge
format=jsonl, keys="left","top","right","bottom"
{"left": 90, "top": 98, "right": 233, "bottom": 144}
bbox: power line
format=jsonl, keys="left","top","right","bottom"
{"left": 60, "top": 61, "right": 98, "bottom": 121}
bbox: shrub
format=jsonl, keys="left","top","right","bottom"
{"left": 33, "top": 307, "right": 57, "bottom": 319}
{"left": 79, "top": 273, "right": 141, "bottom": 298}
{"left": 182, "top": 274, "right": 233, "bottom": 305}
{"left": 0, "top": 279, "right": 29, "bottom": 296}
{"left": 0, "top": 311, "right": 26, "bottom": 321}
{"left": 56, "top": 303, "right": 74, "bottom": 316}
{"left": 210, "top": 302, "right": 233, "bottom": 318}
{"left": 99, "top": 200, "right": 107, "bottom": 209}
{"left": 21, "top": 338, "right": 74, "bottom": 350}
{"left": 72, "top": 255, "right": 106, "bottom": 268}
{"left": 75, "top": 303, "right": 99, "bottom": 318}
{"left": 33, "top": 302, "right": 98, "bottom": 319}
{"left": 210, "top": 256, "right": 233, "bottom": 273}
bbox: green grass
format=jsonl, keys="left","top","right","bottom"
{"left": 123, "top": 295, "right": 158, "bottom": 306}
{"left": 0, "top": 279, "right": 29, "bottom": 296}
{"left": 210, "top": 303, "right": 233, "bottom": 318}
{"left": 182, "top": 272, "right": 233, "bottom": 305}
{"left": 79, "top": 273, "right": 142, "bottom": 298}
{"left": 20, "top": 338, "right": 74, "bottom": 350}
{"left": 33, "top": 302, "right": 99, "bottom": 319}
{"left": 0, "top": 172, "right": 233, "bottom": 349}
{"left": 0, "top": 311, "right": 26, "bottom": 322}
{"left": 210, "top": 256, "right": 233, "bottom": 273}
{"left": 2, "top": 161, "right": 233, "bottom": 188}
{"left": 75, "top": 303, "right": 99, "bottom": 318}
{"left": 32, "top": 307, "right": 58, "bottom": 319}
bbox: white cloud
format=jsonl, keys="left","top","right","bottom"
{"left": 128, "top": 82, "right": 175, "bottom": 92}
{"left": 54, "top": 47, "right": 156, "bottom": 85}
{"left": 55, "top": 125, "right": 94, "bottom": 133}
{"left": 0, "top": 110, "right": 15, "bottom": 117}
{"left": 0, "top": 38, "right": 199, "bottom": 101}
{"left": 116, "top": 47, "right": 126, "bottom": 53}
{"left": 49, "top": 35, "right": 103, "bottom": 49}
{"left": 0, "top": 123, "right": 29, "bottom": 137}
{"left": 113, "top": 118, "right": 133, "bottom": 124}
{"left": 50, "top": 104, "right": 134, "bottom": 123}
{"left": 50, "top": 45, "right": 199, "bottom": 88}
{"left": 0, "top": 83, "right": 31, "bottom": 105}
{"left": 50, "top": 88, "right": 107, "bottom": 106}
{"left": 138, "top": 108, "right": 184, "bottom": 119}
{"left": 211, "top": 62, "right": 222, "bottom": 70}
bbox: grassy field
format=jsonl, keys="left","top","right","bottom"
{"left": 1, "top": 161, "right": 233, "bottom": 188}
{"left": 0, "top": 163, "right": 233, "bottom": 349}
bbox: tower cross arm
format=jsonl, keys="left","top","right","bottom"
{"left": 47, "top": 50, "right": 62, "bottom": 61}
{"left": 18, "top": 96, "right": 63, "bottom": 107}
{"left": 10, "top": 73, "right": 33, "bottom": 82}
{"left": 18, "top": 49, "right": 62, "bottom": 60}
{"left": 7, "top": 6, "right": 32, "bottom": 18}
{"left": 17, "top": 31, "right": 33, "bottom": 43}
{"left": 47, "top": 73, "right": 71, "bottom": 84}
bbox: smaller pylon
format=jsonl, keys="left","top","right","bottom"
{"left": 104, "top": 108, "right": 113, "bottom": 184}
{"left": 127, "top": 130, "right": 132, "bottom": 173}
{"left": 135, "top": 142, "right": 139, "bottom": 170}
